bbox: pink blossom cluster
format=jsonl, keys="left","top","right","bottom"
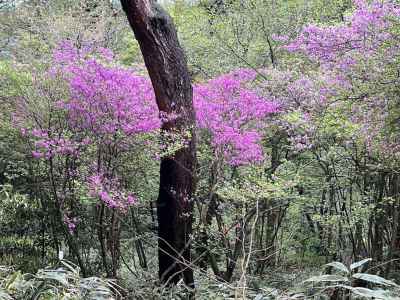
{"left": 63, "top": 214, "right": 78, "bottom": 234}
{"left": 194, "top": 69, "right": 279, "bottom": 165}
{"left": 88, "top": 173, "right": 136, "bottom": 212}
{"left": 52, "top": 41, "right": 160, "bottom": 138}
{"left": 274, "top": 0, "right": 400, "bottom": 155}
{"left": 286, "top": 0, "right": 400, "bottom": 70}
{"left": 29, "top": 128, "right": 91, "bottom": 159}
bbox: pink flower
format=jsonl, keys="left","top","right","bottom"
{"left": 127, "top": 194, "right": 137, "bottom": 205}
{"left": 194, "top": 69, "right": 279, "bottom": 165}
{"left": 31, "top": 151, "right": 43, "bottom": 159}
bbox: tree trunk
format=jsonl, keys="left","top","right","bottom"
{"left": 121, "top": 0, "right": 196, "bottom": 289}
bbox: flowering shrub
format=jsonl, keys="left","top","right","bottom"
{"left": 12, "top": 38, "right": 282, "bottom": 242}
{"left": 20, "top": 42, "right": 160, "bottom": 219}
{"left": 20, "top": 42, "right": 281, "bottom": 207}
{"left": 194, "top": 69, "right": 279, "bottom": 165}
{"left": 286, "top": 0, "right": 400, "bottom": 68}
{"left": 266, "top": 0, "right": 400, "bottom": 158}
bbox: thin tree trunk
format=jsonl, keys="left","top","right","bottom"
{"left": 121, "top": 0, "right": 197, "bottom": 289}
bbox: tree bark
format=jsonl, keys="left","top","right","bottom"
{"left": 121, "top": 0, "right": 196, "bottom": 289}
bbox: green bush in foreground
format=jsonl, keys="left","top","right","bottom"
{"left": 0, "top": 260, "right": 120, "bottom": 300}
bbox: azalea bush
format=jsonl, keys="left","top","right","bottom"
{"left": 8, "top": 42, "right": 162, "bottom": 277}
{"left": 4, "top": 34, "right": 281, "bottom": 281}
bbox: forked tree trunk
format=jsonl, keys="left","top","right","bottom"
{"left": 121, "top": 0, "right": 196, "bottom": 288}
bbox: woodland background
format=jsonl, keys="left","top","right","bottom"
{"left": 1, "top": 0, "right": 400, "bottom": 299}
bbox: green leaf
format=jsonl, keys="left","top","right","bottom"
{"left": 352, "top": 273, "right": 399, "bottom": 287}
{"left": 5, "top": 270, "right": 21, "bottom": 289}
{"left": 340, "top": 286, "right": 396, "bottom": 299}
{"left": 326, "top": 262, "right": 349, "bottom": 274}
{"left": 60, "top": 260, "right": 79, "bottom": 275}
{"left": 0, "top": 289, "right": 12, "bottom": 300}
{"left": 350, "top": 258, "right": 372, "bottom": 271}
{"left": 36, "top": 269, "right": 70, "bottom": 287}
{"left": 304, "top": 274, "right": 349, "bottom": 283}
{"left": 290, "top": 294, "right": 306, "bottom": 299}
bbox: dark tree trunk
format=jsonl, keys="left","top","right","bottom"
{"left": 121, "top": 0, "right": 196, "bottom": 289}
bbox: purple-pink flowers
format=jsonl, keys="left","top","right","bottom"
{"left": 88, "top": 173, "right": 136, "bottom": 212}
{"left": 194, "top": 69, "right": 279, "bottom": 165}
{"left": 285, "top": 0, "right": 400, "bottom": 70}
{"left": 24, "top": 42, "right": 280, "bottom": 220}
{"left": 53, "top": 41, "right": 161, "bottom": 138}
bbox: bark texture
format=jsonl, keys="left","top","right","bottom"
{"left": 120, "top": 0, "right": 196, "bottom": 288}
